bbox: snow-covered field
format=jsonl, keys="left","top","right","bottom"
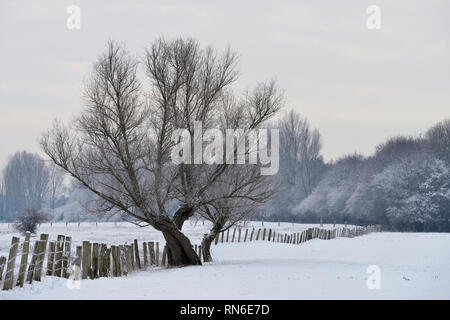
{"left": 1, "top": 223, "right": 449, "bottom": 299}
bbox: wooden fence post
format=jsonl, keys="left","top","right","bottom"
{"left": 134, "top": 240, "right": 141, "bottom": 269}
{"left": 238, "top": 228, "right": 241, "bottom": 242}
{"left": 250, "top": 228, "right": 255, "bottom": 241}
{"left": 82, "top": 241, "right": 91, "bottom": 280}
{"left": 46, "top": 241, "right": 56, "bottom": 276}
{"left": 155, "top": 242, "right": 160, "bottom": 266}
{"left": 26, "top": 237, "right": 38, "bottom": 283}
{"left": 226, "top": 229, "right": 230, "bottom": 242}
{"left": 34, "top": 234, "right": 49, "bottom": 281}
{"left": 143, "top": 242, "right": 148, "bottom": 267}
{"left": 256, "top": 228, "right": 261, "bottom": 240}
{"left": 149, "top": 242, "right": 156, "bottom": 266}
{"left": 262, "top": 228, "right": 266, "bottom": 240}
{"left": 74, "top": 245, "right": 82, "bottom": 280}
{"left": 97, "top": 244, "right": 104, "bottom": 277}
{"left": 119, "top": 245, "right": 128, "bottom": 276}
{"left": 2, "top": 236, "right": 20, "bottom": 290}
{"left": 62, "top": 237, "right": 72, "bottom": 278}
{"left": 54, "top": 235, "right": 65, "bottom": 277}
{"left": 111, "top": 245, "right": 118, "bottom": 277}
{"left": 16, "top": 232, "right": 31, "bottom": 287}
{"left": 98, "top": 243, "right": 105, "bottom": 277}
{"left": 126, "top": 245, "right": 133, "bottom": 272}
{"left": 128, "top": 244, "right": 135, "bottom": 270}
{"left": 104, "top": 246, "right": 111, "bottom": 277}
{"left": 232, "top": 228, "right": 236, "bottom": 242}
{"left": 268, "top": 229, "right": 272, "bottom": 241}
{"left": 221, "top": 231, "right": 224, "bottom": 243}
{"left": 75, "top": 245, "right": 82, "bottom": 264}
{"left": 0, "top": 257, "right": 6, "bottom": 282}
{"left": 244, "top": 229, "right": 248, "bottom": 242}
{"left": 92, "top": 243, "right": 99, "bottom": 278}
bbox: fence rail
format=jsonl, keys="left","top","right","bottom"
{"left": 0, "top": 225, "right": 381, "bottom": 291}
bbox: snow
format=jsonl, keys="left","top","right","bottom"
{"left": 1, "top": 229, "right": 449, "bottom": 299}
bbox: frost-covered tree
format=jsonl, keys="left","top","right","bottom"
{"left": 265, "top": 110, "right": 325, "bottom": 221}
{"left": 371, "top": 155, "right": 450, "bottom": 231}
{"left": 51, "top": 182, "right": 96, "bottom": 222}
{"left": 426, "top": 118, "right": 450, "bottom": 164}
{"left": 295, "top": 154, "right": 364, "bottom": 222}
{"left": 1, "top": 151, "right": 50, "bottom": 221}
{"left": 273, "top": 118, "right": 450, "bottom": 230}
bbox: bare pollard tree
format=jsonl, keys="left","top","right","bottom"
{"left": 41, "top": 38, "right": 282, "bottom": 266}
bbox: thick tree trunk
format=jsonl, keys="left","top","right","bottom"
{"left": 173, "top": 206, "right": 195, "bottom": 230}
{"left": 160, "top": 224, "right": 201, "bottom": 267}
{"left": 201, "top": 234, "right": 215, "bottom": 262}
{"left": 201, "top": 220, "right": 225, "bottom": 262}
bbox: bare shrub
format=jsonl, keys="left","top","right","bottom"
{"left": 13, "top": 208, "right": 48, "bottom": 234}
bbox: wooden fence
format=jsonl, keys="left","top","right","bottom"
{"left": 0, "top": 233, "right": 169, "bottom": 291}
{"left": 213, "top": 225, "right": 381, "bottom": 246}
{"left": 0, "top": 225, "right": 380, "bottom": 291}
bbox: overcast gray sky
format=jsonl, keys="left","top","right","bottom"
{"left": 0, "top": 0, "right": 449, "bottom": 168}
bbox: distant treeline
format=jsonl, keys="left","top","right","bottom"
{"left": 264, "top": 114, "right": 450, "bottom": 232}
{"left": 1, "top": 114, "right": 449, "bottom": 232}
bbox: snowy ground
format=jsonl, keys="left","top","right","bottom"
{"left": 1, "top": 228, "right": 449, "bottom": 299}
